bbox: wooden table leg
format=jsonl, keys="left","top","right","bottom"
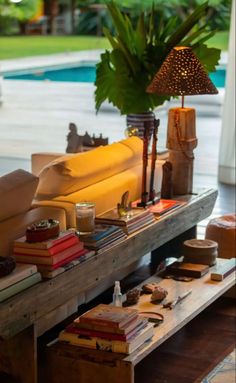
{"left": 0, "top": 325, "right": 37, "bottom": 383}
{"left": 43, "top": 343, "right": 134, "bottom": 383}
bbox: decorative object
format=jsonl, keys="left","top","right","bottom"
{"left": 151, "top": 286, "right": 168, "bottom": 302}
{"left": 66, "top": 123, "right": 109, "bottom": 153}
{"left": 163, "top": 289, "right": 192, "bottom": 310}
{"left": 166, "top": 262, "right": 209, "bottom": 278}
{"left": 0, "top": 256, "right": 16, "bottom": 278}
{"left": 205, "top": 214, "right": 236, "bottom": 259}
{"left": 183, "top": 238, "right": 218, "bottom": 266}
{"left": 26, "top": 219, "right": 60, "bottom": 242}
{"left": 76, "top": 202, "right": 95, "bottom": 234}
{"left": 66, "top": 123, "right": 83, "bottom": 153}
{"left": 139, "top": 311, "right": 164, "bottom": 326}
{"left": 126, "top": 112, "right": 157, "bottom": 141}
{"left": 142, "top": 282, "right": 160, "bottom": 294}
{"left": 161, "top": 161, "right": 173, "bottom": 199}
{"left": 117, "top": 191, "right": 132, "bottom": 217}
{"left": 126, "top": 288, "right": 141, "bottom": 305}
{"left": 147, "top": 46, "right": 218, "bottom": 194}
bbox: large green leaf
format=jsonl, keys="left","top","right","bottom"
{"left": 192, "top": 44, "right": 221, "bottom": 72}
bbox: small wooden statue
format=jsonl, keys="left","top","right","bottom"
{"left": 117, "top": 191, "right": 132, "bottom": 217}
{"left": 161, "top": 161, "right": 173, "bottom": 199}
{"left": 66, "top": 123, "right": 83, "bottom": 153}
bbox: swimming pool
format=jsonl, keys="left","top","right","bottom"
{"left": 3, "top": 64, "right": 226, "bottom": 88}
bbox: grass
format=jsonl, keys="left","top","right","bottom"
{"left": 0, "top": 36, "right": 110, "bottom": 60}
{"left": 0, "top": 31, "right": 229, "bottom": 60}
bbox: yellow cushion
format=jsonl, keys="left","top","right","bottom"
{"left": 36, "top": 137, "right": 143, "bottom": 198}
{"left": 51, "top": 160, "right": 163, "bottom": 217}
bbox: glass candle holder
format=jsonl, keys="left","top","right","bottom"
{"left": 76, "top": 202, "right": 95, "bottom": 234}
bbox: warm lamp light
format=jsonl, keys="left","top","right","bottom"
{"left": 147, "top": 46, "right": 218, "bottom": 195}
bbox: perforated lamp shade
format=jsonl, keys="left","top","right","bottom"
{"left": 147, "top": 46, "right": 218, "bottom": 98}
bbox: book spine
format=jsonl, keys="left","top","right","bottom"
{"left": 36, "top": 249, "right": 87, "bottom": 270}
{"left": 14, "top": 242, "right": 84, "bottom": 265}
{"left": 14, "top": 235, "right": 79, "bottom": 256}
{"left": 210, "top": 260, "right": 236, "bottom": 281}
{"left": 0, "top": 265, "right": 37, "bottom": 290}
{"left": 65, "top": 325, "right": 128, "bottom": 341}
{"left": 59, "top": 331, "right": 129, "bottom": 353}
{"left": 0, "top": 273, "right": 41, "bottom": 302}
{"left": 14, "top": 231, "right": 75, "bottom": 249}
{"left": 79, "top": 313, "right": 138, "bottom": 330}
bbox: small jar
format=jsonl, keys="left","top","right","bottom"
{"left": 76, "top": 202, "right": 95, "bottom": 234}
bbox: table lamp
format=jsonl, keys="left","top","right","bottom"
{"left": 147, "top": 46, "right": 218, "bottom": 195}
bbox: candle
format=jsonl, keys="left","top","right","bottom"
{"left": 76, "top": 202, "right": 95, "bottom": 234}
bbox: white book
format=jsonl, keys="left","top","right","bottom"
{"left": 0, "top": 263, "right": 37, "bottom": 291}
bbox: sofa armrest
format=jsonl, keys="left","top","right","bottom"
{"left": 31, "top": 152, "right": 65, "bottom": 176}
{"left": 0, "top": 206, "right": 66, "bottom": 256}
{"left": 32, "top": 200, "right": 76, "bottom": 229}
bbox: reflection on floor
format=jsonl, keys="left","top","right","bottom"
{"left": 202, "top": 348, "right": 236, "bottom": 383}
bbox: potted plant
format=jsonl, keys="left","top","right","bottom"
{"left": 95, "top": 1, "right": 221, "bottom": 132}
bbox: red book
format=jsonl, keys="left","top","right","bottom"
{"left": 66, "top": 317, "right": 148, "bottom": 341}
{"left": 36, "top": 248, "right": 88, "bottom": 271}
{"left": 14, "top": 235, "right": 80, "bottom": 256}
{"left": 75, "top": 304, "right": 138, "bottom": 330}
{"left": 14, "top": 242, "right": 84, "bottom": 265}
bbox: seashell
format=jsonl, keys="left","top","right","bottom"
{"left": 151, "top": 286, "right": 168, "bottom": 302}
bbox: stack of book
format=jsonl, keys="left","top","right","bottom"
{"left": 95, "top": 208, "right": 155, "bottom": 235}
{"left": 131, "top": 198, "right": 185, "bottom": 217}
{"left": 148, "top": 199, "right": 185, "bottom": 217}
{"left": 0, "top": 263, "right": 41, "bottom": 302}
{"left": 58, "top": 303, "right": 154, "bottom": 354}
{"left": 79, "top": 224, "right": 127, "bottom": 253}
{"left": 13, "top": 231, "right": 95, "bottom": 279}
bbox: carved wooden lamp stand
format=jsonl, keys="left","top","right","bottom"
{"left": 147, "top": 46, "right": 218, "bottom": 195}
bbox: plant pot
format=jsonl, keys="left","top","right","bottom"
{"left": 126, "top": 112, "right": 156, "bottom": 140}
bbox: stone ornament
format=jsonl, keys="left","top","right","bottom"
{"left": 151, "top": 286, "right": 168, "bottom": 302}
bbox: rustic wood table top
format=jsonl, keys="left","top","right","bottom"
{"left": 0, "top": 188, "right": 217, "bottom": 340}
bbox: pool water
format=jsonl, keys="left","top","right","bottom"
{"left": 3, "top": 65, "right": 226, "bottom": 88}
{"left": 209, "top": 69, "right": 226, "bottom": 88}
{"left": 4, "top": 66, "right": 96, "bottom": 83}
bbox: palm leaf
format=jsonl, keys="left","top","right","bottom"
{"left": 166, "top": 1, "right": 209, "bottom": 48}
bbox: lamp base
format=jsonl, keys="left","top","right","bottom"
{"left": 167, "top": 107, "right": 198, "bottom": 195}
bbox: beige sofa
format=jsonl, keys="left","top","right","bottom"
{"left": 0, "top": 136, "right": 164, "bottom": 305}
{"left": 1, "top": 137, "right": 163, "bottom": 273}
{"left": 32, "top": 137, "right": 164, "bottom": 228}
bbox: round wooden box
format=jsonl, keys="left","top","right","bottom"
{"left": 183, "top": 239, "right": 218, "bottom": 266}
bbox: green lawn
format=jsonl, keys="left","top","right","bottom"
{"left": 0, "top": 31, "right": 229, "bottom": 60}
{"left": 0, "top": 36, "right": 110, "bottom": 60}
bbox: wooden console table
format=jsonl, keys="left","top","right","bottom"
{"left": 44, "top": 259, "right": 235, "bottom": 383}
{"left": 0, "top": 188, "right": 217, "bottom": 383}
